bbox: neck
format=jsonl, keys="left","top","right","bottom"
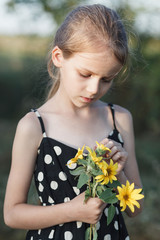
{"left": 50, "top": 86, "right": 98, "bottom": 117}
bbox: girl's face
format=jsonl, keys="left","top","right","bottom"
{"left": 53, "top": 46, "right": 122, "bottom": 108}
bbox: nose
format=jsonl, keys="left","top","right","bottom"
{"left": 86, "top": 77, "right": 100, "bottom": 95}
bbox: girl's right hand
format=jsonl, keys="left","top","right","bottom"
{"left": 70, "top": 192, "right": 106, "bottom": 224}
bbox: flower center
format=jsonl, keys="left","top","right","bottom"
{"left": 107, "top": 168, "right": 112, "bottom": 176}
{"left": 123, "top": 194, "right": 129, "bottom": 201}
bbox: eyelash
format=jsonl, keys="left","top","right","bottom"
{"left": 101, "top": 78, "right": 113, "bottom": 83}
{"left": 79, "top": 73, "right": 113, "bottom": 83}
{"left": 80, "top": 73, "right": 91, "bottom": 78}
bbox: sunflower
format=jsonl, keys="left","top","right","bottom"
{"left": 116, "top": 180, "right": 144, "bottom": 212}
{"left": 95, "top": 159, "right": 118, "bottom": 185}
{"left": 96, "top": 141, "right": 111, "bottom": 155}
{"left": 86, "top": 146, "right": 103, "bottom": 164}
{"left": 68, "top": 145, "right": 85, "bottom": 166}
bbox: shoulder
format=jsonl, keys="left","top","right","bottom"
{"left": 114, "top": 104, "right": 132, "bottom": 119}
{"left": 15, "top": 111, "right": 42, "bottom": 148}
{"left": 113, "top": 104, "right": 133, "bottom": 132}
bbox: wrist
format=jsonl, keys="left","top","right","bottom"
{"left": 65, "top": 200, "right": 77, "bottom": 222}
{"left": 116, "top": 171, "right": 127, "bottom": 185}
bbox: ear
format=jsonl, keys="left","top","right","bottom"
{"left": 52, "top": 46, "right": 64, "bottom": 67}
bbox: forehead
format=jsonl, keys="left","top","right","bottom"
{"left": 69, "top": 48, "right": 122, "bottom": 76}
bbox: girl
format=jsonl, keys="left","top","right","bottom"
{"left": 4, "top": 4, "right": 143, "bottom": 240}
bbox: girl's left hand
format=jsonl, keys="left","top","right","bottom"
{"left": 99, "top": 138, "right": 128, "bottom": 175}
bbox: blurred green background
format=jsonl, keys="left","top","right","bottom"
{"left": 0, "top": 0, "right": 160, "bottom": 239}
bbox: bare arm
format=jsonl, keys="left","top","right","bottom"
{"left": 4, "top": 113, "right": 105, "bottom": 230}
{"left": 100, "top": 105, "right": 144, "bottom": 217}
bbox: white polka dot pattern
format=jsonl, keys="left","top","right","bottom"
{"left": 64, "top": 197, "right": 70, "bottom": 202}
{"left": 104, "top": 234, "right": 111, "bottom": 240}
{"left": 114, "top": 221, "right": 119, "bottom": 230}
{"left": 67, "top": 160, "right": 77, "bottom": 169}
{"left": 48, "top": 229, "right": 55, "bottom": 239}
{"left": 64, "top": 231, "right": 73, "bottom": 240}
{"left": 96, "top": 221, "right": 100, "bottom": 230}
{"left": 109, "top": 130, "right": 114, "bottom": 136}
{"left": 116, "top": 207, "right": 119, "bottom": 215}
{"left": 44, "top": 154, "right": 52, "bottom": 164}
{"left": 30, "top": 108, "right": 129, "bottom": 239}
{"left": 59, "top": 223, "right": 64, "bottom": 227}
{"left": 73, "top": 186, "right": 80, "bottom": 195}
{"left": 118, "top": 133, "right": 123, "bottom": 143}
{"left": 125, "top": 237, "right": 130, "bottom": 240}
{"left": 104, "top": 208, "right": 108, "bottom": 217}
{"left": 38, "top": 172, "right": 44, "bottom": 182}
{"left": 59, "top": 171, "right": 67, "bottom": 181}
{"left": 38, "top": 183, "right": 44, "bottom": 192}
{"left": 50, "top": 181, "right": 58, "bottom": 190}
{"left": 53, "top": 146, "right": 62, "bottom": 156}
{"left": 48, "top": 196, "right": 54, "bottom": 204}
{"left": 76, "top": 221, "right": 82, "bottom": 228}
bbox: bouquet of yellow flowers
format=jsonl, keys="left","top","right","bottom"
{"left": 68, "top": 142, "right": 144, "bottom": 240}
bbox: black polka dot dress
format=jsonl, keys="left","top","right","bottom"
{"left": 26, "top": 103, "right": 130, "bottom": 240}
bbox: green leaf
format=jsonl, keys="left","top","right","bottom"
{"left": 99, "top": 188, "right": 112, "bottom": 199}
{"left": 99, "top": 189, "right": 118, "bottom": 204}
{"left": 85, "top": 227, "right": 90, "bottom": 240}
{"left": 96, "top": 185, "right": 103, "bottom": 196}
{"left": 107, "top": 180, "right": 121, "bottom": 189}
{"left": 106, "top": 195, "right": 118, "bottom": 204}
{"left": 91, "top": 168, "right": 103, "bottom": 176}
{"left": 77, "top": 172, "right": 90, "bottom": 189}
{"left": 70, "top": 166, "right": 85, "bottom": 176}
{"left": 96, "top": 185, "right": 107, "bottom": 196}
{"left": 107, "top": 205, "right": 116, "bottom": 225}
{"left": 77, "top": 159, "right": 88, "bottom": 166}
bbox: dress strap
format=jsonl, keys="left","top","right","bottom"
{"left": 108, "top": 103, "right": 117, "bottom": 130}
{"left": 31, "top": 109, "right": 47, "bottom": 137}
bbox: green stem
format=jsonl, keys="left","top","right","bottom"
{"left": 90, "top": 224, "right": 92, "bottom": 240}
{"left": 92, "top": 181, "right": 98, "bottom": 198}
{"left": 88, "top": 179, "right": 92, "bottom": 195}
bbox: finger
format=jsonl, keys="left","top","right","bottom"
{"left": 109, "top": 145, "right": 122, "bottom": 156}
{"left": 105, "top": 140, "right": 121, "bottom": 150}
{"left": 112, "top": 151, "right": 128, "bottom": 162}
{"left": 100, "top": 138, "right": 110, "bottom": 146}
{"left": 116, "top": 161, "right": 127, "bottom": 174}
{"left": 105, "top": 140, "right": 114, "bottom": 149}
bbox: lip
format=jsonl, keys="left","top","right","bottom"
{"left": 81, "top": 96, "right": 94, "bottom": 103}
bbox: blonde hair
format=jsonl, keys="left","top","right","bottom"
{"left": 47, "top": 4, "right": 128, "bottom": 99}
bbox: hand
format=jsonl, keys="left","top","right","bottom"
{"left": 99, "top": 138, "right": 128, "bottom": 175}
{"left": 71, "top": 192, "right": 106, "bottom": 224}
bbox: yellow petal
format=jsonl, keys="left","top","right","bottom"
{"left": 129, "top": 199, "right": 140, "bottom": 209}
{"left": 127, "top": 203, "right": 135, "bottom": 212}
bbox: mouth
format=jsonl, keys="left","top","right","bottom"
{"left": 81, "top": 96, "right": 94, "bottom": 103}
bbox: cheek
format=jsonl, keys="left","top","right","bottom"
{"left": 100, "top": 84, "right": 111, "bottom": 96}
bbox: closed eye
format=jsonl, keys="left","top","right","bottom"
{"left": 79, "top": 73, "right": 92, "bottom": 78}
{"left": 101, "top": 77, "right": 113, "bottom": 83}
